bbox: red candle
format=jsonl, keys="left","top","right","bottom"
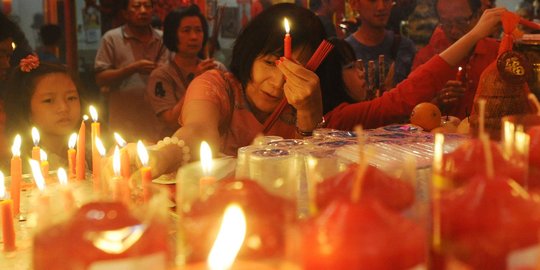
{"left": 67, "top": 133, "right": 77, "bottom": 179}
{"left": 114, "top": 133, "right": 131, "bottom": 181}
{"left": 283, "top": 18, "right": 291, "bottom": 59}
{"left": 31, "top": 127, "right": 41, "bottom": 161}
{"left": 0, "top": 172, "right": 16, "bottom": 252}
{"left": 10, "top": 135, "right": 22, "bottom": 217}
{"left": 137, "top": 141, "right": 152, "bottom": 202}
{"left": 456, "top": 66, "right": 463, "bottom": 81}
{"left": 76, "top": 116, "right": 87, "bottom": 180}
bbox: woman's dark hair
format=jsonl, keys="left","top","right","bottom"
{"left": 163, "top": 5, "right": 209, "bottom": 53}
{"left": 0, "top": 12, "right": 32, "bottom": 67}
{"left": 229, "top": 3, "right": 327, "bottom": 89}
{"left": 3, "top": 61, "right": 84, "bottom": 150}
{"left": 318, "top": 38, "right": 356, "bottom": 114}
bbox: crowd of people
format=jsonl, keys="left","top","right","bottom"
{"left": 0, "top": 0, "right": 524, "bottom": 177}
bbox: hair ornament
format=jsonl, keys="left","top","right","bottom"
{"left": 20, "top": 54, "right": 40, "bottom": 72}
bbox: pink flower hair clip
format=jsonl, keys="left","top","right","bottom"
{"left": 20, "top": 54, "right": 40, "bottom": 72}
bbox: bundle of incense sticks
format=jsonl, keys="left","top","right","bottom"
{"left": 367, "top": 60, "right": 375, "bottom": 100}
{"left": 262, "top": 40, "right": 334, "bottom": 134}
{"left": 378, "top": 55, "right": 385, "bottom": 98}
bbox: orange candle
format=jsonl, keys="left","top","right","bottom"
{"left": 456, "top": 66, "right": 463, "bottom": 81}
{"left": 10, "top": 135, "right": 22, "bottom": 217}
{"left": 40, "top": 149, "right": 49, "bottom": 180}
{"left": 93, "top": 137, "right": 106, "bottom": 192}
{"left": 112, "top": 146, "right": 129, "bottom": 204}
{"left": 89, "top": 106, "right": 101, "bottom": 180}
{"left": 31, "top": 127, "right": 41, "bottom": 161}
{"left": 76, "top": 116, "right": 87, "bottom": 180}
{"left": 137, "top": 141, "right": 153, "bottom": 202}
{"left": 57, "top": 168, "right": 74, "bottom": 210}
{"left": 0, "top": 172, "right": 16, "bottom": 252}
{"left": 67, "top": 133, "right": 77, "bottom": 179}
{"left": 283, "top": 18, "right": 291, "bottom": 59}
{"left": 199, "top": 141, "right": 217, "bottom": 195}
{"left": 114, "top": 133, "right": 131, "bottom": 180}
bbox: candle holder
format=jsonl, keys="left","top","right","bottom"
{"left": 176, "top": 157, "right": 295, "bottom": 268}
{"left": 30, "top": 181, "right": 173, "bottom": 270}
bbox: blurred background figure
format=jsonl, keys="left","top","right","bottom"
{"left": 37, "top": 24, "right": 63, "bottom": 63}
{"left": 310, "top": 0, "right": 341, "bottom": 37}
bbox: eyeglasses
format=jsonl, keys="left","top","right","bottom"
{"left": 439, "top": 14, "right": 474, "bottom": 30}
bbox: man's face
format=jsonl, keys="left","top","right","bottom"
{"left": 437, "top": 0, "right": 478, "bottom": 43}
{"left": 0, "top": 38, "right": 13, "bottom": 81}
{"left": 351, "top": 0, "right": 393, "bottom": 29}
{"left": 124, "top": 0, "right": 153, "bottom": 27}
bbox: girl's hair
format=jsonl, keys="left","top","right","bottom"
{"left": 318, "top": 37, "right": 356, "bottom": 114}
{"left": 162, "top": 5, "right": 209, "bottom": 53}
{"left": 3, "top": 61, "right": 84, "bottom": 147}
{"left": 229, "top": 3, "right": 327, "bottom": 89}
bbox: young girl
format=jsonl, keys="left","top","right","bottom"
{"left": 3, "top": 55, "right": 83, "bottom": 171}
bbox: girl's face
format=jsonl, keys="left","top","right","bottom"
{"left": 245, "top": 48, "right": 311, "bottom": 114}
{"left": 176, "top": 16, "right": 204, "bottom": 56}
{"left": 30, "top": 73, "right": 81, "bottom": 137}
{"left": 342, "top": 64, "right": 367, "bottom": 102}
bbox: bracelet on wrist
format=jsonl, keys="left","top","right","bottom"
{"left": 148, "top": 136, "right": 191, "bottom": 165}
{"left": 295, "top": 117, "right": 326, "bottom": 137}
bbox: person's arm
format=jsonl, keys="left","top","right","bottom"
{"left": 277, "top": 58, "right": 324, "bottom": 134}
{"left": 95, "top": 60, "right": 157, "bottom": 87}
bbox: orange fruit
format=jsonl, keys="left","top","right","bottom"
{"left": 410, "top": 102, "right": 442, "bottom": 131}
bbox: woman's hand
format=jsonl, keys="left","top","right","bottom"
{"left": 433, "top": 80, "right": 465, "bottom": 108}
{"left": 468, "top": 7, "right": 506, "bottom": 41}
{"left": 195, "top": 58, "right": 218, "bottom": 76}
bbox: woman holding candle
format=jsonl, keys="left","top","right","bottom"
{"left": 3, "top": 56, "right": 84, "bottom": 171}
{"left": 146, "top": 5, "right": 227, "bottom": 136}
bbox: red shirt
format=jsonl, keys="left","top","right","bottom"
{"left": 325, "top": 55, "right": 455, "bottom": 130}
{"left": 412, "top": 26, "right": 500, "bottom": 119}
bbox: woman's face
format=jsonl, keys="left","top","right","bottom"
{"left": 30, "top": 73, "right": 81, "bottom": 137}
{"left": 245, "top": 48, "right": 311, "bottom": 114}
{"left": 176, "top": 16, "right": 204, "bottom": 56}
{"left": 342, "top": 64, "right": 367, "bottom": 102}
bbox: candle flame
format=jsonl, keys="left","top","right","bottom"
{"left": 0, "top": 171, "right": 5, "bottom": 199}
{"left": 29, "top": 159, "right": 46, "bottom": 191}
{"left": 458, "top": 66, "right": 462, "bottom": 72}
{"left": 11, "top": 42, "right": 16, "bottom": 50}
{"left": 284, "top": 18, "right": 290, "bottom": 34}
{"left": 40, "top": 149, "right": 48, "bottom": 162}
{"left": 114, "top": 132, "right": 127, "bottom": 147}
{"left": 207, "top": 204, "right": 246, "bottom": 270}
{"left": 137, "top": 140, "right": 149, "bottom": 167}
{"left": 57, "top": 167, "right": 68, "bottom": 186}
{"left": 32, "top": 127, "right": 40, "bottom": 146}
{"left": 96, "top": 137, "right": 106, "bottom": 156}
{"left": 68, "top": 133, "right": 77, "bottom": 149}
{"left": 515, "top": 129, "right": 530, "bottom": 155}
{"left": 11, "top": 134, "right": 21, "bottom": 157}
{"left": 433, "top": 133, "right": 444, "bottom": 174}
{"left": 89, "top": 105, "right": 98, "bottom": 122}
{"left": 200, "top": 141, "right": 213, "bottom": 176}
{"left": 83, "top": 115, "right": 89, "bottom": 121}
{"left": 113, "top": 146, "right": 121, "bottom": 177}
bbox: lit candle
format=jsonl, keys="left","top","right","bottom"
{"left": 31, "top": 127, "right": 41, "bottom": 161}
{"left": 283, "top": 18, "right": 291, "bottom": 59}
{"left": 94, "top": 137, "right": 106, "bottom": 192}
{"left": 76, "top": 116, "right": 88, "bottom": 180}
{"left": 57, "top": 167, "right": 74, "bottom": 210}
{"left": 200, "top": 141, "right": 216, "bottom": 195}
{"left": 0, "top": 171, "right": 16, "bottom": 252}
{"left": 67, "top": 133, "right": 77, "bottom": 179}
{"left": 112, "top": 146, "right": 129, "bottom": 204}
{"left": 456, "top": 66, "right": 463, "bottom": 81}
{"left": 40, "top": 149, "right": 49, "bottom": 181}
{"left": 114, "top": 133, "right": 131, "bottom": 180}
{"left": 137, "top": 141, "right": 152, "bottom": 202}
{"left": 208, "top": 204, "right": 246, "bottom": 270}
{"left": 10, "top": 135, "right": 22, "bottom": 217}
{"left": 431, "top": 133, "right": 445, "bottom": 258}
{"left": 29, "top": 159, "right": 46, "bottom": 192}
{"left": 89, "top": 106, "right": 101, "bottom": 180}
